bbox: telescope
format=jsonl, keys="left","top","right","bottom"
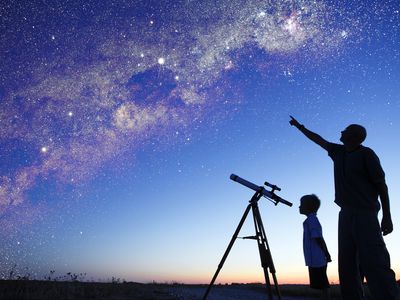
{"left": 203, "top": 174, "right": 292, "bottom": 300}
{"left": 230, "top": 174, "right": 292, "bottom": 207}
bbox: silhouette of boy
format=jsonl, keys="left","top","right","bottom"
{"left": 290, "top": 116, "right": 399, "bottom": 300}
{"left": 300, "top": 194, "right": 331, "bottom": 300}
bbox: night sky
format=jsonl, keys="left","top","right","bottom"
{"left": 1, "top": 0, "right": 399, "bottom": 284}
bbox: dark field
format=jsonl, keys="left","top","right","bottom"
{"left": 3, "top": 280, "right": 399, "bottom": 299}
{"left": 0, "top": 280, "right": 174, "bottom": 300}
{"left": 0, "top": 280, "right": 346, "bottom": 300}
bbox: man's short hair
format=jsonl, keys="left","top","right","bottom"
{"left": 301, "top": 194, "right": 321, "bottom": 213}
{"left": 348, "top": 124, "right": 367, "bottom": 144}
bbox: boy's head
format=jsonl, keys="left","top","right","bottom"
{"left": 299, "top": 194, "right": 320, "bottom": 215}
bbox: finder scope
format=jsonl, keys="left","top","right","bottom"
{"left": 230, "top": 174, "right": 292, "bottom": 207}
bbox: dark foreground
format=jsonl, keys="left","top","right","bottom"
{"left": 0, "top": 280, "right": 391, "bottom": 300}
{"left": 0, "top": 280, "right": 174, "bottom": 300}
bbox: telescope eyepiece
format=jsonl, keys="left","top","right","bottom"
{"left": 264, "top": 181, "right": 281, "bottom": 191}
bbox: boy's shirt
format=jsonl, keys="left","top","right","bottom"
{"left": 303, "top": 213, "right": 327, "bottom": 267}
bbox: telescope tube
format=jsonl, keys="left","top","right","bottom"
{"left": 230, "top": 174, "right": 292, "bottom": 207}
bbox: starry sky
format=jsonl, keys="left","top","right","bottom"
{"left": 1, "top": 0, "right": 399, "bottom": 284}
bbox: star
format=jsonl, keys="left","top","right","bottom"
{"left": 158, "top": 57, "right": 165, "bottom": 65}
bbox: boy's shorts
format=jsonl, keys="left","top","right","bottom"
{"left": 308, "top": 265, "right": 330, "bottom": 290}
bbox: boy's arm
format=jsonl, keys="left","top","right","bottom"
{"left": 316, "top": 237, "right": 332, "bottom": 262}
{"left": 289, "top": 116, "right": 329, "bottom": 151}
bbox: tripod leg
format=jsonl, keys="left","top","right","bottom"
{"left": 202, "top": 203, "right": 252, "bottom": 300}
{"left": 252, "top": 203, "right": 282, "bottom": 300}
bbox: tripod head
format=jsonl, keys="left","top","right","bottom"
{"left": 230, "top": 174, "right": 292, "bottom": 207}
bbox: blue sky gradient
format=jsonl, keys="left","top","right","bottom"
{"left": 1, "top": 0, "right": 399, "bottom": 284}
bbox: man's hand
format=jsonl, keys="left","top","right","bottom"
{"left": 289, "top": 115, "right": 301, "bottom": 128}
{"left": 288, "top": 115, "right": 328, "bottom": 150}
{"left": 381, "top": 215, "right": 393, "bottom": 236}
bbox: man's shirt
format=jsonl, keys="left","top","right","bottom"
{"left": 327, "top": 143, "right": 385, "bottom": 212}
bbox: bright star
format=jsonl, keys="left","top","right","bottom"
{"left": 158, "top": 57, "right": 165, "bottom": 65}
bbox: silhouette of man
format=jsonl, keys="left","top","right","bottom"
{"left": 289, "top": 116, "right": 399, "bottom": 300}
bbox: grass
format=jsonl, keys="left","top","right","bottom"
{"left": 1, "top": 277, "right": 398, "bottom": 299}
{"left": 0, "top": 280, "right": 175, "bottom": 300}
{"left": 0, "top": 280, "right": 362, "bottom": 300}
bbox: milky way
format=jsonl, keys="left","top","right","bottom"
{"left": 2, "top": 0, "right": 395, "bottom": 278}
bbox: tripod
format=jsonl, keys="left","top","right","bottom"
{"left": 203, "top": 189, "right": 282, "bottom": 300}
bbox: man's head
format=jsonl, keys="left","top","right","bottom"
{"left": 299, "top": 194, "right": 320, "bottom": 215}
{"left": 340, "top": 124, "right": 367, "bottom": 148}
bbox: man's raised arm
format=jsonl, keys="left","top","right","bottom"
{"left": 289, "top": 116, "right": 329, "bottom": 150}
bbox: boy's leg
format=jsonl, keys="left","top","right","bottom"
{"left": 321, "top": 288, "right": 331, "bottom": 300}
{"left": 338, "top": 210, "right": 364, "bottom": 300}
{"left": 355, "top": 213, "right": 399, "bottom": 300}
{"left": 309, "top": 266, "right": 331, "bottom": 300}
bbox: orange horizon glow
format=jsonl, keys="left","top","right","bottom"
{"left": 129, "top": 273, "right": 340, "bottom": 285}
